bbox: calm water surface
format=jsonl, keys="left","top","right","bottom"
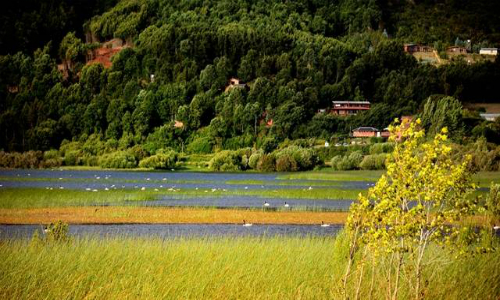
{"left": 0, "top": 169, "right": 366, "bottom": 210}
{"left": 0, "top": 224, "right": 343, "bottom": 239}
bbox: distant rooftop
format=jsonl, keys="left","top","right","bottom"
{"left": 480, "top": 113, "right": 500, "bottom": 121}
{"left": 353, "top": 127, "right": 379, "bottom": 132}
{"left": 332, "top": 101, "right": 370, "bottom": 104}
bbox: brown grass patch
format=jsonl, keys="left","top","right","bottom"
{"left": 0, "top": 207, "right": 348, "bottom": 225}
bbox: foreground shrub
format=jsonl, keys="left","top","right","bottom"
{"left": 256, "top": 154, "right": 276, "bottom": 172}
{"left": 0, "top": 151, "right": 44, "bottom": 168}
{"left": 248, "top": 151, "right": 263, "bottom": 169}
{"left": 208, "top": 150, "right": 242, "bottom": 171}
{"left": 331, "top": 151, "right": 363, "bottom": 170}
{"left": 187, "top": 137, "right": 213, "bottom": 154}
{"left": 40, "top": 151, "right": 63, "bottom": 168}
{"left": 127, "top": 145, "right": 149, "bottom": 162}
{"left": 369, "top": 143, "right": 394, "bottom": 154}
{"left": 275, "top": 154, "right": 298, "bottom": 172}
{"left": 100, "top": 151, "right": 137, "bottom": 169}
{"left": 359, "top": 154, "right": 387, "bottom": 170}
{"left": 139, "top": 149, "right": 178, "bottom": 169}
{"left": 63, "top": 150, "right": 80, "bottom": 166}
{"left": 273, "top": 146, "right": 318, "bottom": 171}
{"left": 44, "top": 221, "right": 70, "bottom": 243}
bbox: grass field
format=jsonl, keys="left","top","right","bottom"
{"left": 0, "top": 235, "right": 498, "bottom": 299}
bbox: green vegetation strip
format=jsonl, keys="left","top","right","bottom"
{"left": 280, "top": 170, "right": 500, "bottom": 188}
{"left": 0, "top": 235, "right": 498, "bottom": 299}
{"left": 0, "top": 188, "right": 363, "bottom": 209}
{"left": 278, "top": 170, "right": 385, "bottom": 182}
{"left": 224, "top": 179, "right": 343, "bottom": 187}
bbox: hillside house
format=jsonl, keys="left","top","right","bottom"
{"left": 174, "top": 120, "right": 184, "bottom": 128}
{"left": 380, "top": 128, "right": 390, "bottom": 138}
{"left": 479, "top": 48, "right": 498, "bottom": 56}
{"left": 224, "top": 78, "right": 247, "bottom": 93}
{"left": 86, "top": 38, "right": 127, "bottom": 69}
{"left": 7, "top": 85, "right": 19, "bottom": 93}
{"left": 480, "top": 113, "right": 500, "bottom": 121}
{"left": 352, "top": 127, "right": 380, "bottom": 138}
{"left": 403, "top": 44, "right": 433, "bottom": 54}
{"left": 446, "top": 46, "right": 467, "bottom": 54}
{"left": 332, "top": 101, "right": 370, "bottom": 116}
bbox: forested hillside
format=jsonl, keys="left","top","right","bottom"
{"left": 1, "top": 0, "right": 500, "bottom": 155}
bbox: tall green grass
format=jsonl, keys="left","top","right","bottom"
{"left": 0, "top": 234, "right": 498, "bottom": 299}
{"left": 0, "top": 188, "right": 155, "bottom": 208}
{"left": 0, "top": 187, "right": 363, "bottom": 209}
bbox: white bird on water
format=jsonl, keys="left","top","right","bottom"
{"left": 321, "top": 221, "right": 330, "bottom": 227}
{"left": 242, "top": 220, "right": 253, "bottom": 227}
{"left": 263, "top": 201, "right": 270, "bottom": 207}
{"left": 284, "top": 202, "right": 290, "bottom": 208}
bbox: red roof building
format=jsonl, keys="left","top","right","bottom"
{"left": 332, "top": 101, "right": 370, "bottom": 116}
{"left": 352, "top": 127, "right": 380, "bottom": 138}
{"left": 404, "top": 44, "right": 433, "bottom": 54}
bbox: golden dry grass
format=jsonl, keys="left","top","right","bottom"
{"left": 0, "top": 207, "right": 348, "bottom": 225}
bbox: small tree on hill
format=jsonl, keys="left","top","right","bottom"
{"left": 344, "top": 118, "right": 487, "bottom": 300}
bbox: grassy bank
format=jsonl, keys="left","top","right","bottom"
{"left": 0, "top": 207, "right": 348, "bottom": 224}
{"left": 0, "top": 235, "right": 498, "bottom": 299}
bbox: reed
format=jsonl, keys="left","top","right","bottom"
{"left": 0, "top": 234, "right": 498, "bottom": 299}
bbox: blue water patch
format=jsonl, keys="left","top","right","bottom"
{"left": 0, "top": 224, "right": 343, "bottom": 239}
{"left": 0, "top": 169, "right": 374, "bottom": 191}
{"left": 126, "top": 195, "right": 354, "bottom": 211}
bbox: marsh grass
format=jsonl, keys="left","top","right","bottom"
{"left": 0, "top": 187, "right": 363, "bottom": 209}
{"left": 0, "top": 207, "right": 348, "bottom": 224}
{"left": 278, "top": 170, "right": 385, "bottom": 182}
{"left": 0, "top": 233, "right": 498, "bottom": 299}
{"left": 0, "top": 188, "right": 160, "bottom": 208}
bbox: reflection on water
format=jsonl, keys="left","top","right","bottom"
{"left": 0, "top": 224, "right": 343, "bottom": 239}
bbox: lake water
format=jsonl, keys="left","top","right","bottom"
{"left": 0, "top": 169, "right": 367, "bottom": 210}
{"left": 0, "top": 169, "right": 372, "bottom": 190}
{"left": 0, "top": 224, "right": 343, "bottom": 239}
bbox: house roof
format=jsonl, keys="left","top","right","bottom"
{"left": 332, "top": 101, "right": 370, "bottom": 104}
{"left": 480, "top": 113, "right": 500, "bottom": 119}
{"left": 353, "top": 127, "right": 379, "bottom": 132}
